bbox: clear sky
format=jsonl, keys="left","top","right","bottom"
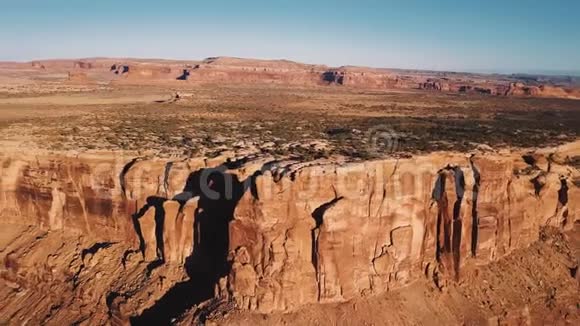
{"left": 1, "top": 0, "right": 579, "bottom": 74}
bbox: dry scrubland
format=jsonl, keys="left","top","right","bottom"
{"left": 2, "top": 84, "right": 580, "bottom": 158}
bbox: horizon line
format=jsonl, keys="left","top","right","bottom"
{"left": 2, "top": 54, "right": 580, "bottom": 78}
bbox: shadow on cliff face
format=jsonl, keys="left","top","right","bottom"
{"left": 310, "top": 197, "right": 343, "bottom": 268}
{"left": 322, "top": 71, "right": 344, "bottom": 85}
{"left": 132, "top": 196, "right": 168, "bottom": 262}
{"left": 176, "top": 69, "right": 190, "bottom": 80}
{"left": 130, "top": 167, "right": 248, "bottom": 325}
{"left": 432, "top": 166, "right": 465, "bottom": 281}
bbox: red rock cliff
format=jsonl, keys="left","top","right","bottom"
{"left": 1, "top": 142, "right": 579, "bottom": 320}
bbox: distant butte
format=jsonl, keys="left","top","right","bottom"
{"left": 1, "top": 56, "right": 578, "bottom": 99}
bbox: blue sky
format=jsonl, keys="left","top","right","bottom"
{"left": 1, "top": 0, "right": 579, "bottom": 74}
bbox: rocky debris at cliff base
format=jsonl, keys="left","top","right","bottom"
{"left": 1, "top": 223, "right": 577, "bottom": 326}
{"left": 0, "top": 223, "right": 188, "bottom": 325}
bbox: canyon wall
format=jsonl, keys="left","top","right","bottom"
{"left": 1, "top": 142, "right": 579, "bottom": 318}
{"left": 220, "top": 145, "right": 579, "bottom": 312}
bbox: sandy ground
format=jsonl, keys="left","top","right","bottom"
{"left": 0, "top": 92, "right": 173, "bottom": 105}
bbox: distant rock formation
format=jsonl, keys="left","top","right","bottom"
{"left": 73, "top": 61, "right": 93, "bottom": 69}
{"left": 420, "top": 78, "right": 450, "bottom": 91}
{"left": 31, "top": 61, "right": 45, "bottom": 69}
{"left": 110, "top": 64, "right": 130, "bottom": 75}
{"left": 13, "top": 56, "right": 580, "bottom": 99}
{"left": 505, "top": 82, "right": 579, "bottom": 99}
{"left": 176, "top": 69, "right": 190, "bottom": 80}
{"left": 322, "top": 68, "right": 399, "bottom": 88}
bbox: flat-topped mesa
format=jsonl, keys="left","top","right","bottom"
{"left": 10, "top": 57, "right": 580, "bottom": 98}
{"left": 73, "top": 61, "right": 93, "bottom": 69}
{"left": 505, "top": 82, "right": 580, "bottom": 99}
{"left": 0, "top": 141, "right": 579, "bottom": 315}
{"left": 322, "top": 67, "right": 400, "bottom": 88}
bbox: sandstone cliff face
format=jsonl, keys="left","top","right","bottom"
{"left": 419, "top": 78, "right": 450, "bottom": 91}
{"left": 209, "top": 225, "right": 580, "bottom": 326}
{"left": 322, "top": 68, "right": 401, "bottom": 88}
{"left": 31, "top": 61, "right": 46, "bottom": 69}
{"left": 220, "top": 146, "right": 579, "bottom": 312}
{"left": 109, "top": 57, "right": 327, "bottom": 86}
{"left": 73, "top": 61, "right": 93, "bottom": 69}
{"left": 505, "top": 82, "right": 580, "bottom": 99}
{"left": 1, "top": 142, "right": 579, "bottom": 320}
{"left": 186, "top": 63, "right": 324, "bottom": 86}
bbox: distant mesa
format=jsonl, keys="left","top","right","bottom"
{"left": 505, "top": 82, "right": 578, "bottom": 98}
{"left": 31, "top": 61, "right": 45, "bottom": 69}
{"left": 14, "top": 56, "right": 580, "bottom": 100}
{"left": 420, "top": 78, "right": 450, "bottom": 91}
{"left": 111, "top": 64, "right": 130, "bottom": 75}
{"left": 74, "top": 61, "right": 93, "bottom": 69}
{"left": 322, "top": 70, "right": 345, "bottom": 84}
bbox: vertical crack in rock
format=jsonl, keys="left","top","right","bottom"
{"left": 506, "top": 179, "right": 513, "bottom": 249}
{"left": 66, "top": 164, "right": 91, "bottom": 233}
{"left": 120, "top": 157, "right": 141, "bottom": 199}
{"left": 372, "top": 183, "right": 389, "bottom": 262}
{"left": 570, "top": 266, "right": 578, "bottom": 279}
{"left": 367, "top": 170, "right": 375, "bottom": 218}
{"left": 530, "top": 173, "right": 546, "bottom": 197}
{"left": 431, "top": 172, "right": 445, "bottom": 202}
{"left": 368, "top": 163, "right": 392, "bottom": 268}
{"left": 132, "top": 196, "right": 168, "bottom": 261}
{"left": 312, "top": 196, "right": 343, "bottom": 229}
{"left": 522, "top": 154, "right": 536, "bottom": 167}
{"left": 163, "top": 161, "right": 174, "bottom": 197}
{"left": 469, "top": 157, "right": 481, "bottom": 257}
{"left": 450, "top": 166, "right": 465, "bottom": 281}
{"left": 432, "top": 172, "right": 446, "bottom": 262}
{"left": 311, "top": 195, "right": 343, "bottom": 299}
{"left": 130, "top": 211, "right": 147, "bottom": 258}
{"left": 432, "top": 166, "right": 464, "bottom": 280}
{"left": 558, "top": 178, "right": 569, "bottom": 206}
{"left": 557, "top": 178, "right": 569, "bottom": 225}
